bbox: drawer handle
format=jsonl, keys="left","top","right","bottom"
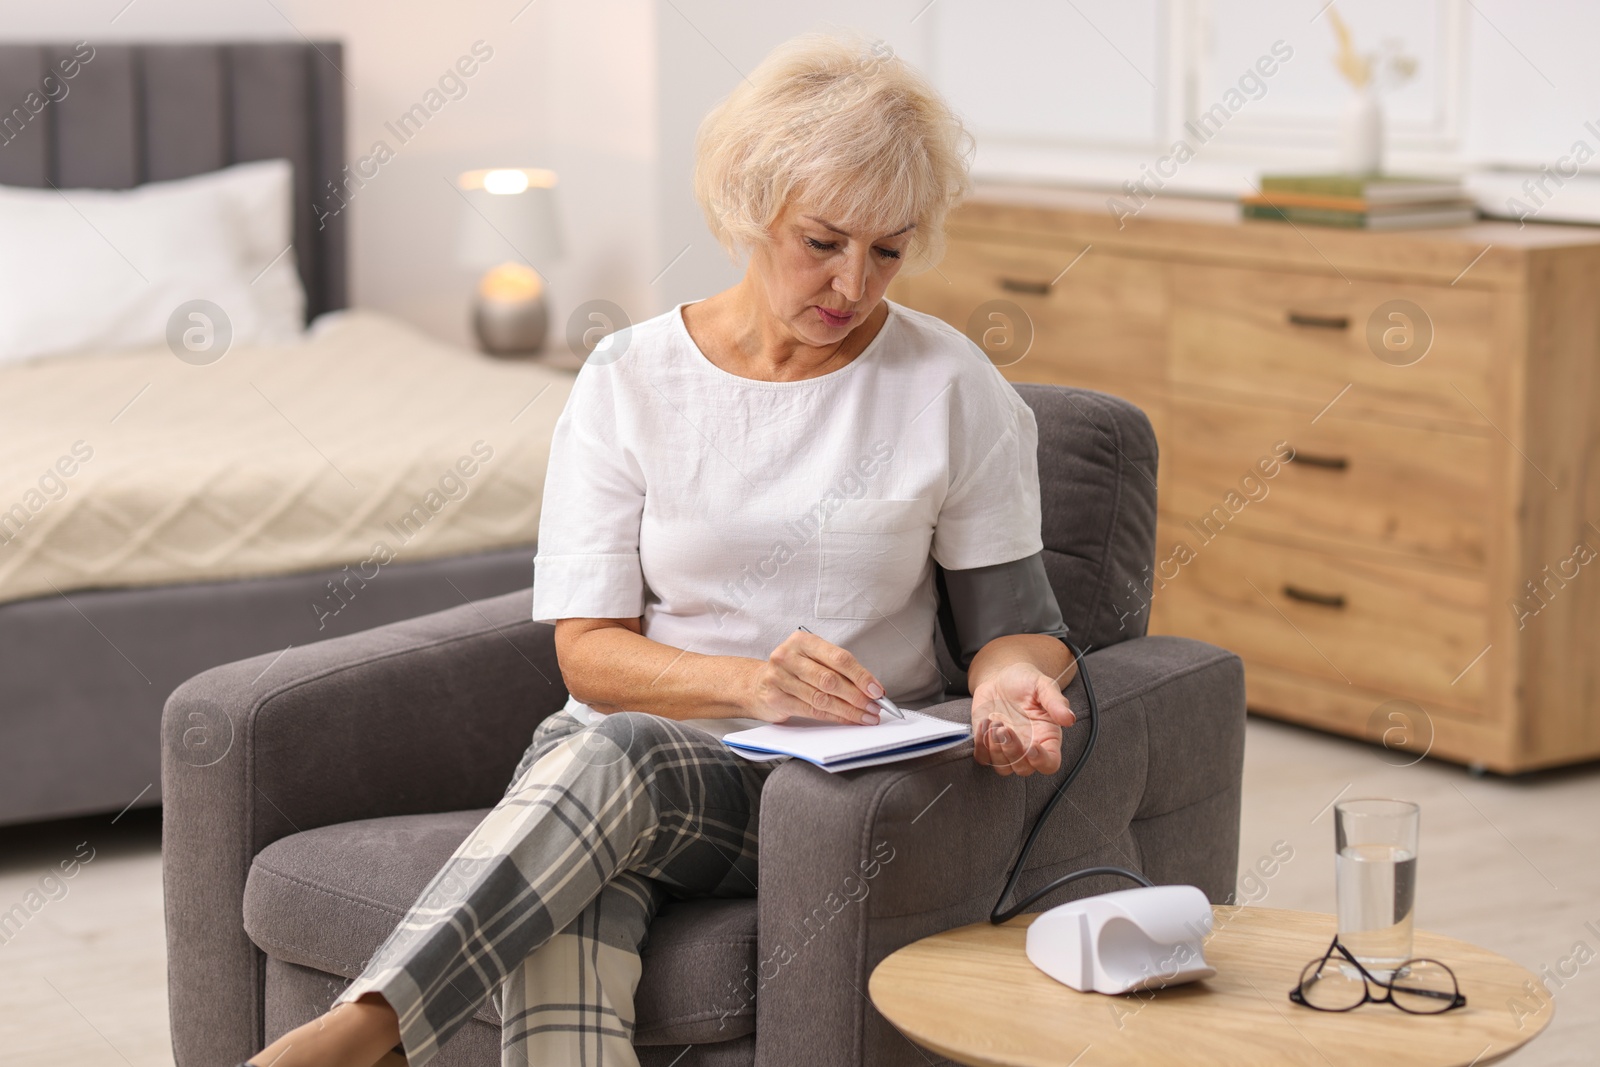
{"left": 1287, "top": 450, "right": 1349, "bottom": 471}
{"left": 1286, "top": 311, "right": 1350, "bottom": 330}
{"left": 998, "top": 277, "right": 1052, "bottom": 296}
{"left": 1282, "top": 584, "right": 1346, "bottom": 609}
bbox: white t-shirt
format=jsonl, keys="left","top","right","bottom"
{"left": 531, "top": 298, "right": 1043, "bottom": 736}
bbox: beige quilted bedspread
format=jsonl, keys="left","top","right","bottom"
{"left": 0, "top": 310, "right": 575, "bottom": 606}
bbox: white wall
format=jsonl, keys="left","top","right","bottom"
{"left": 0, "top": 0, "right": 658, "bottom": 347}
{"left": 916, "top": 0, "right": 1600, "bottom": 216}
{"left": 3, "top": 0, "right": 1592, "bottom": 345}
{"left": 653, "top": 0, "right": 1600, "bottom": 312}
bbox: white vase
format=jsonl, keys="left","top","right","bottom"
{"left": 1338, "top": 89, "right": 1384, "bottom": 176}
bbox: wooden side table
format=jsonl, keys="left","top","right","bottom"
{"left": 869, "top": 907, "right": 1553, "bottom": 1066}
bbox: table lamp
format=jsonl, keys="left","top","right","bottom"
{"left": 455, "top": 167, "right": 564, "bottom": 355}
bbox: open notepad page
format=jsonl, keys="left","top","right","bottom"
{"left": 721, "top": 709, "right": 970, "bottom": 773}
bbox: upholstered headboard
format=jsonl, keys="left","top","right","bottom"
{"left": 0, "top": 41, "right": 347, "bottom": 321}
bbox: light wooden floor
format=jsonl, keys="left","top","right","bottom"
{"left": 0, "top": 716, "right": 1594, "bottom": 1066}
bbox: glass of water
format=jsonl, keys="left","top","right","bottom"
{"left": 1334, "top": 799, "right": 1419, "bottom": 979}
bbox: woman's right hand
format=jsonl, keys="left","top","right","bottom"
{"left": 742, "top": 631, "right": 885, "bottom": 725}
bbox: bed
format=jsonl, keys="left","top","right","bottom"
{"left": 0, "top": 41, "right": 572, "bottom": 826}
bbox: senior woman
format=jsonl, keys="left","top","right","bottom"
{"left": 241, "top": 31, "right": 1078, "bottom": 1067}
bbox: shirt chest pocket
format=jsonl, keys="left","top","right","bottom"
{"left": 815, "top": 498, "right": 934, "bottom": 620}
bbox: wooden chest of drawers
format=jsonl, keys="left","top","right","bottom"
{"left": 891, "top": 182, "right": 1600, "bottom": 772}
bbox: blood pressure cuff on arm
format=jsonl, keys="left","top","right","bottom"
{"left": 935, "top": 551, "right": 1069, "bottom": 687}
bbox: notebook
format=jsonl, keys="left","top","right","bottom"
{"left": 721, "top": 709, "right": 971, "bottom": 772}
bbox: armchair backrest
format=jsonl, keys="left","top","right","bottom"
{"left": 1013, "top": 383, "right": 1159, "bottom": 651}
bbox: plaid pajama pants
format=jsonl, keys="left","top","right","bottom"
{"left": 333, "top": 708, "right": 781, "bottom": 1067}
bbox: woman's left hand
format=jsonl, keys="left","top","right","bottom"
{"left": 970, "top": 661, "right": 1075, "bottom": 777}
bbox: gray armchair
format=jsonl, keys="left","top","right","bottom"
{"left": 162, "top": 384, "right": 1246, "bottom": 1067}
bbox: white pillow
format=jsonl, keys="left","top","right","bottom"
{"left": 0, "top": 159, "right": 306, "bottom": 364}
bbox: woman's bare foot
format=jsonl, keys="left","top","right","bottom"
{"left": 244, "top": 992, "right": 403, "bottom": 1067}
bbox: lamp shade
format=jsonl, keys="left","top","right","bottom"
{"left": 455, "top": 168, "right": 564, "bottom": 269}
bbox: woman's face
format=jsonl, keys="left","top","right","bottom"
{"left": 753, "top": 200, "right": 914, "bottom": 346}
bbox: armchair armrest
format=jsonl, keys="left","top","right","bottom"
{"left": 752, "top": 635, "right": 1244, "bottom": 1067}
{"left": 161, "top": 588, "right": 565, "bottom": 1067}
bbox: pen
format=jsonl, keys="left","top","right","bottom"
{"left": 797, "top": 625, "right": 904, "bottom": 720}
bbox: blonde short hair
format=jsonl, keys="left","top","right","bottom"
{"left": 692, "top": 31, "right": 974, "bottom": 274}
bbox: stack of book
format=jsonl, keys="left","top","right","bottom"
{"left": 1243, "top": 174, "right": 1478, "bottom": 230}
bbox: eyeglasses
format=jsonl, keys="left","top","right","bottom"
{"left": 1289, "top": 936, "right": 1466, "bottom": 1014}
